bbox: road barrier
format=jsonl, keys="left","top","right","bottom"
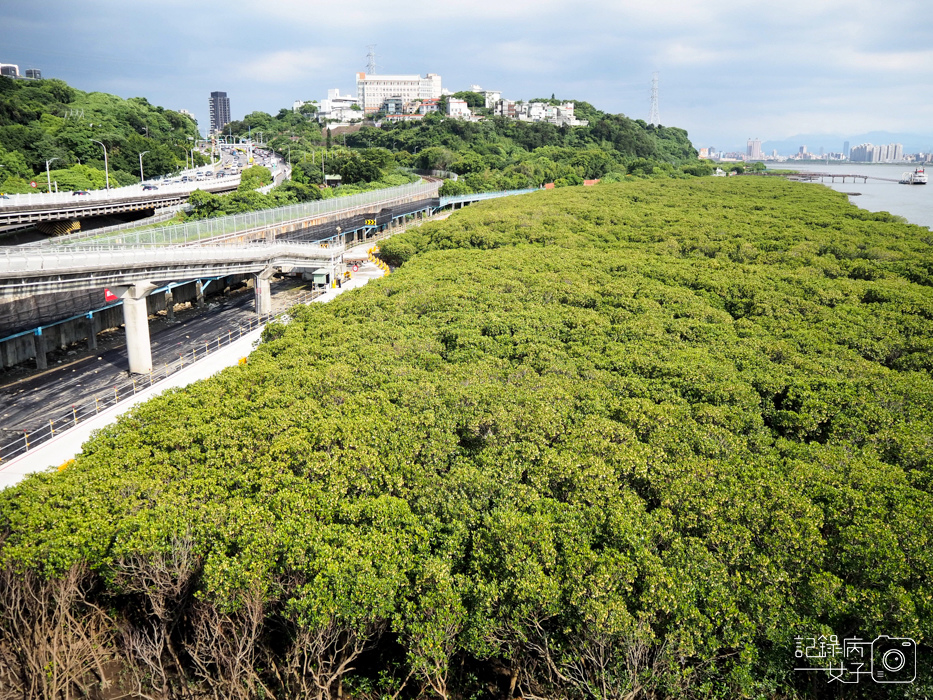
{"left": 0, "top": 287, "right": 323, "bottom": 466}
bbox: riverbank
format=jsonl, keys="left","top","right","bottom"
{"left": 766, "top": 161, "right": 933, "bottom": 229}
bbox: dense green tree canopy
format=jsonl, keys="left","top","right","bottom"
{"left": 1, "top": 178, "right": 930, "bottom": 698}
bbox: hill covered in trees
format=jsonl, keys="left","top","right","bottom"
{"left": 0, "top": 76, "right": 202, "bottom": 193}
{"left": 224, "top": 97, "right": 699, "bottom": 196}
{"left": 1, "top": 177, "right": 930, "bottom": 698}
{"left": 0, "top": 74, "right": 703, "bottom": 207}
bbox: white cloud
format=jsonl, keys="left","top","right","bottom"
{"left": 236, "top": 48, "right": 335, "bottom": 84}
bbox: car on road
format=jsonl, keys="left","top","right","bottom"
{"left": 142, "top": 184, "right": 158, "bottom": 191}
{"left": 0, "top": 194, "right": 9, "bottom": 199}
{"left": 72, "top": 190, "right": 90, "bottom": 196}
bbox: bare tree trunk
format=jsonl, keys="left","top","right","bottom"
{"left": 0, "top": 563, "right": 114, "bottom": 699}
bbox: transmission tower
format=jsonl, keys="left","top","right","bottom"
{"left": 648, "top": 72, "right": 660, "bottom": 126}
{"left": 365, "top": 45, "right": 378, "bottom": 74}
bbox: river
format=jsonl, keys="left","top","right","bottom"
{"left": 764, "top": 162, "right": 933, "bottom": 230}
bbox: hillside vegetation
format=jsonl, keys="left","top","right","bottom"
{"left": 0, "top": 76, "right": 200, "bottom": 192}
{"left": 1, "top": 178, "right": 930, "bottom": 698}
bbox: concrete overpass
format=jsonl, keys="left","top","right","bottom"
{"left": 0, "top": 242, "right": 338, "bottom": 374}
{"left": 1, "top": 181, "right": 449, "bottom": 376}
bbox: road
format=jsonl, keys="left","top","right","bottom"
{"left": 0, "top": 278, "right": 308, "bottom": 444}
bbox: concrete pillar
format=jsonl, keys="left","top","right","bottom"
{"left": 34, "top": 330, "right": 48, "bottom": 371}
{"left": 195, "top": 280, "right": 206, "bottom": 309}
{"left": 165, "top": 290, "right": 175, "bottom": 321}
{"left": 254, "top": 267, "right": 274, "bottom": 315}
{"left": 115, "top": 282, "right": 156, "bottom": 375}
{"left": 86, "top": 313, "right": 99, "bottom": 350}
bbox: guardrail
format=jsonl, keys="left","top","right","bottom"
{"left": 0, "top": 287, "right": 324, "bottom": 466}
{"left": 0, "top": 242, "right": 344, "bottom": 297}
{"left": 0, "top": 176, "right": 241, "bottom": 210}
{"left": 43, "top": 181, "right": 440, "bottom": 248}
{"left": 439, "top": 188, "right": 538, "bottom": 207}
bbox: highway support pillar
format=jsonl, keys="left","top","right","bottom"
{"left": 254, "top": 267, "right": 274, "bottom": 316}
{"left": 114, "top": 282, "right": 157, "bottom": 375}
{"left": 85, "top": 313, "right": 99, "bottom": 351}
{"left": 34, "top": 328, "right": 48, "bottom": 371}
{"left": 195, "top": 280, "right": 206, "bottom": 309}
{"left": 165, "top": 290, "right": 175, "bottom": 321}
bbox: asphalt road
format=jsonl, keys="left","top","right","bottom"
{"left": 0, "top": 280, "right": 307, "bottom": 443}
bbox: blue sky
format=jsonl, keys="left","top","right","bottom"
{"left": 2, "top": 0, "right": 932, "bottom": 152}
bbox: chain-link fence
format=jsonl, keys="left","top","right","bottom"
{"left": 44, "top": 181, "right": 440, "bottom": 247}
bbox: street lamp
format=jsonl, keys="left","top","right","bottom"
{"left": 90, "top": 140, "right": 110, "bottom": 189}
{"left": 45, "top": 158, "right": 59, "bottom": 192}
{"left": 138, "top": 151, "right": 149, "bottom": 183}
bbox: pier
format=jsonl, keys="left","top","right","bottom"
{"left": 784, "top": 172, "right": 900, "bottom": 184}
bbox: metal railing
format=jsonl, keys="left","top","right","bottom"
{"left": 0, "top": 242, "right": 344, "bottom": 297}
{"left": 0, "top": 287, "right": 324, "bottom": 466}
{"left": 1, "top": 241, "right": 341, "bottom": 272}
{"left": 0, "top": 177, "right": 241, "bottom": 210}
{"left": 44, "top": 181, "right": 440, "bottom": 248}
{"left": 439, "top": 188, "right": 538, "bottom": 207}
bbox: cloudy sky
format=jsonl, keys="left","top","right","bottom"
{"left": 3, "top": 0, "right": 932, "bottom": 152}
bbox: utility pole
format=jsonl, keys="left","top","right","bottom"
{"left": 45, "top": 158, "right": 59, "bottom": 192}
{"left": 648, "top": 72, "right": 660, "bottom": 126}
{"left": 91, "top": 140, "right": 110, "bottom": 189}
{"left": 138, "top": 151, "right": 149, "bottom": 183}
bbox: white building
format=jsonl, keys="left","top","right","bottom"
{"left": 355, "top": 72, "right": 442, "bottom": 114}
{"left": 447, "top": 98, "right": 472, "bottom": 120}
{"left": 746, "top": 138, "right": 763, "bottom": 160}
{"left": 494, "top": 100, "right": 586, "bottom": 127}
{"left": 318, "top": 89, "right": 362, "bottom": 123}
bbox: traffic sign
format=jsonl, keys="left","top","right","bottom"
{"left": 30, "top": 181, "right": 37, "bottom": 188}
{"left": 352, "top": 265, "right": 359, "bottom": 272}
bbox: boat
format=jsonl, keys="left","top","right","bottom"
{"left": 899, "top": 167, "right": 928, "bottom": 185}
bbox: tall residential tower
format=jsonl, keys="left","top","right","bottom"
{"left": 209, "top": 91, "right": 231, "bottom": 134}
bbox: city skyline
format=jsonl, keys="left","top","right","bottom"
{"left": 2, "top": 0, "right": 932, "bottom": 151}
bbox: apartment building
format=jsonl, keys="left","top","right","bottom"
{"left": 355, "top": 72, "right": 442, "bottom": 114}
{"left": 493, "top": 99, "right": 587, "bottom": 127}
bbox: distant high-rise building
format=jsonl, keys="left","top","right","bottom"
{"left": 849, "top": 142, "right": 903, "bottom": 163}
{"left": 209, "top": 91, "right": 231, "bottom": 134}
{"left": 799, "top": 145, "right": 808, "bottom": 155}
{"left": 746, "top": 138, "right": 763, "bottom": 160}
{"left": 0, "top": 63, "right": 19, "bottom": 78}
{"left": 24, "top": 68, "right": 41, "bottom": 79}
{"left": 843, "top": 140, "right": 850, "bottom": 158}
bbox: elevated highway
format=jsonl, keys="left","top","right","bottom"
{"left": 0, "top": 241, "right": 339, "bottom": 298}
{"left": 0, "top": 177, "right": 241, "bottom": 228}
{"left": 0, "top": 241, "right": 339, "bottom": 375}
{"left": 2, "top": 181, "right": 441, "bottom": 375}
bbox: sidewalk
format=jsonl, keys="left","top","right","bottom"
{"left": 0, "top": 260, "right": 386, "bottom": 489}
